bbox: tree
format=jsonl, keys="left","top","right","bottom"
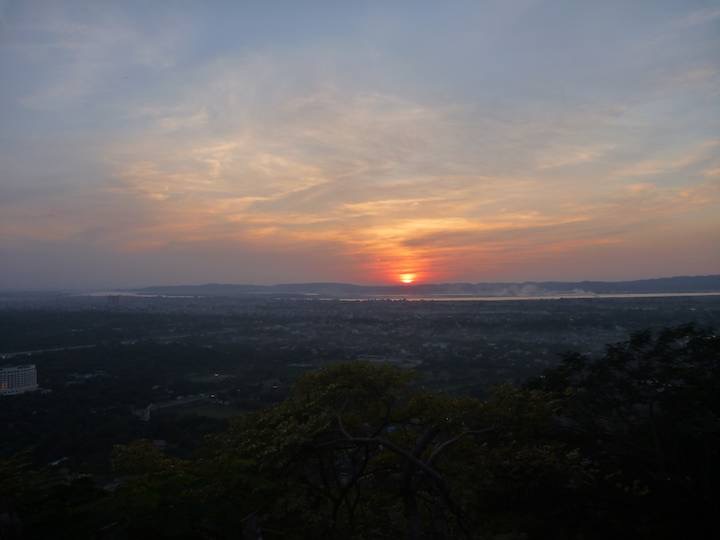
{"left": 30, "top": 324, "right": 718, "bottom": 539}
{"left": 528, "top": 324, "right": 720, "bottom": 538}
{"left": 110, "top": 363, "right": 587, "bottom": 539}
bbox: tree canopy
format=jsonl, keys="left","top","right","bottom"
{"left": 2, "top": 325, "right": 719, "bottom": 539}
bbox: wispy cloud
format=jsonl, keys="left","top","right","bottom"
{"left": 1, "top": 1, "right": 719, "bottom": 287}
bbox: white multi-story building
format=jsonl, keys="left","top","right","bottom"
{"left": 0, "top": 364, "right": 39, "bottom": 395}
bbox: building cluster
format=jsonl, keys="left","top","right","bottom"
{"left": 0, "top": 364, "right": 39, "bottom": 396}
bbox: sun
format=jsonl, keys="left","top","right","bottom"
{"left": 399, "top": 273, "right": 416, "bottom": 284}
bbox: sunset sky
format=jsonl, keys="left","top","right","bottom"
{"left": 1, "top": 0, "right": 719, "bottom": 288}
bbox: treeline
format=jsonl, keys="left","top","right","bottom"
{"left": 1, "top": 324, "right": 719, "bottom": 539}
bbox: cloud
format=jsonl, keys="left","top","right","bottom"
{"left": 8, "top": 5, "right": 184, "bottom": 110}
{"left": 536, "top": 144, "right": 614, "bottom": 169}
{"left": 615, "top": 140, "right": 720, "bottom": 178}
{"left": 677, "top": 6, "right": 720, "bottom": 28}
{"left": 1, "top": 1, "right": 719, "bottom": 286}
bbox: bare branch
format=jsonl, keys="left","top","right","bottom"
{"left": 337, "top": 415, "right": 445, "bottom": 484}
{"left": 427, "top": 427, "right": 495, "bottom": 466}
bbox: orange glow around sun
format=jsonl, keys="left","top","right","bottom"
{"left": 399, "top": 273, "right": 417, "bottom": 284}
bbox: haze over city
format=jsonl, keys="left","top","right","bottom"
{"left": 1, "top": 0, "right": 719, "bottom": 289}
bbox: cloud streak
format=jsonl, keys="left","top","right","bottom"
{"left": 1, "top": 1, "right": 719, "bottom": 288}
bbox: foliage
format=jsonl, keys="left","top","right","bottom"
{"left": 3, "top": 325, "right": 719, "bottom": 539}
{"left": 104, "top": 362, "right": 586, "bottom": 539}
{"left": 528, "top": 323, "right": 720, "bottom": 537}
{"left": 0, "top": 453, "right": 107, "bottom": 539}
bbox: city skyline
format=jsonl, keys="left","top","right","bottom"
{"left": 1, "top": 1, "right": 719, "bottom": 288}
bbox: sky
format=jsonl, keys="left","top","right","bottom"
{"left": 1, "top": 0, "right": 719, "bottom": 289}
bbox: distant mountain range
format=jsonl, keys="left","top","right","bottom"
{"left": 133, "top": 275, "right": 720, "bottom": 298}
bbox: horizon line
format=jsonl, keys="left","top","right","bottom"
{"left": 2, "top": 273, "right": 719, "bottom": 293}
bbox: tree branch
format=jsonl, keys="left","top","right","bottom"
{"left": 427, "top": 427, "right": 495, "bottom": 466}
